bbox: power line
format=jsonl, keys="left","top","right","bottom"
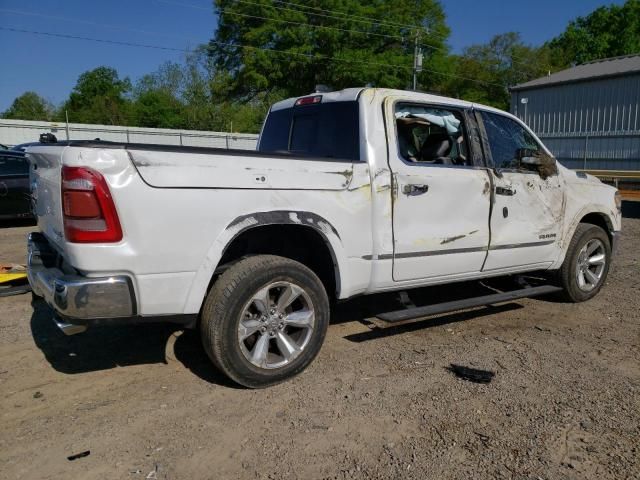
{"left": 0, "top": 25, "right": 506, "bottom": 87}
{"left": 228, "top": 0, "right": 421, "bottom": 32}
{"left": 0, "top": 26, "right": 410, "bottom": 70}
{"left": 156, "top": 0, "right": 547, "bottom": 71}
{"left": 0, "top": 8, "right": 201, "bottom": 44}
{"left": 270, "top": 0, "right": 545, "bottom": 67}
{"left": 229, "top": 0, "right": 549, "bottom": 70}
{"left": 271, "top": 0, "right": 422, "bottom": 31}
{"left": 217, "top": 8, "right": 405, "bottom": 41}
{"left": 156, "top": 0, "right": 451, "bottom": 59}
{"left": 0, "top": 26, "right": 194, "bottom": 53}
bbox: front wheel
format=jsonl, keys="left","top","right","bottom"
{"left": 556, "top": 223, "right": 611, "bottom": 302}
{"left": 200, "top": 255, "right": 329, "bottom": 388}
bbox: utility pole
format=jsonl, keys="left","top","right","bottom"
{"left": 412, "top": 31, "right": 423, "bottom": 91}
{"left": 65, "top": 109, "right": 70, "bottom": 141}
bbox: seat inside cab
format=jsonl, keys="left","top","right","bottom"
{"left": 395, "top": 106, "right": 469, "bottom": 166}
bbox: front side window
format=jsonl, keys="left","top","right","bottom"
{"left": 395, "top": 104, "right": 470, "bottom": 166}
{"left": 480, "top": 111, "right": 540, "bottom": 170}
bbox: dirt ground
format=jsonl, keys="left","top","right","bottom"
{"left": 1, "top": 205, "right": 638, "bottom": 480}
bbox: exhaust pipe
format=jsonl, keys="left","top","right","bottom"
{"left": 53, "top": 314, "right": 87, "bottom": 335}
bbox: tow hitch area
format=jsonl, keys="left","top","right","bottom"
{"left": 377, "top": 284, "right": 562, "bottom": 324}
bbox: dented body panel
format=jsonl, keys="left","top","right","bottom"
{"left": 26, "top": 88, "right": 620, "bottom": 322}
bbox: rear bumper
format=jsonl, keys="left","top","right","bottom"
{"left": 27, "top": 232, "right": 136, "bottom": 331}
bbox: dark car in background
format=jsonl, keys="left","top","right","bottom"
{"left": 0, "top": 149, "right": 31, "bottom": 220}
{"left": 0, "top": 134, "right": 58, "bottom": 220}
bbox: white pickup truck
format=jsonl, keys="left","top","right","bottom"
{"left": 26, "top": 88, "right": 621, "bottom": 387}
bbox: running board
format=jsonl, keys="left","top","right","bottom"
{"left": 377, "top": 285, "right": 562, "bottom": 324}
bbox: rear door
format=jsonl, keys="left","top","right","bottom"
{"left": 477, "top": 110, "right": 564, "bottom": 271}
{"left": 386, "top": 98, "right": 492, "bottom": 282}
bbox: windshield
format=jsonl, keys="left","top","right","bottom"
{"left": 258, "top": 101, "right": 360, "bottom": 161}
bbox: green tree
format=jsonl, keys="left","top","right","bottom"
{"left": 208, "top": 0, "right": 450, "bottom": 99}
{"left": 132, "top": 90, "right": 187, "bottom": 129}
{"left": 62, "top": 66, "right": 132, "bottom": 125}
{"left": 443, "top": 33, "right": 552, "bottom": 110}
{"left": 134, "top": 61, "right": 185, "bottom": 99}
{"left": 547, "top": 0, "right": 640, "bottom": 66}
{"left": 2, "top": 91, "right": 55, "bottom": 121}
{"left": 178, "top": 48, "right": 276, "bottom": 133}
{"left": 132, "top": 62, "right": 187, "bottom": 128}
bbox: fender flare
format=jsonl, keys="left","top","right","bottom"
{"left": 182, "top": 210, "right": 345, "bottom": 314}
{"left": 554, "top": 206, "right": 616, "bottom": 268}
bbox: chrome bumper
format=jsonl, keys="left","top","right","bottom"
{"left": 27, "top": 232, "right": 136, "bottom": 334}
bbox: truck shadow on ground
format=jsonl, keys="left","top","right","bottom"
{"left": 29, "top": 298, "right": 239, "bottom": 388}
{"left": 30, "top": 277, "right": 529, "bottom": 386}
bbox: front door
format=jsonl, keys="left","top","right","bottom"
{"left": 387, "top": 99, "right": 492, "bottom": 282}
{"left": 477, "top": 110, "right": 564, "bottom": 271}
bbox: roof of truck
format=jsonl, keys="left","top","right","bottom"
{"left": 270, "top": 87, "right": 476, "bottom": 112}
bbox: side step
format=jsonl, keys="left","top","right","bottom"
{"left": 377, "top": 285, "right": 562, "bottom": 323}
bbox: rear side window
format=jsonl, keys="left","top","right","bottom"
{"left": 0, "top": 156, "right": 28, "bottom": 176}
{"left": 259, "top": 101, "right": 360, "bottom": 161}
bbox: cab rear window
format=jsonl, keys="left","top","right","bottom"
{"left": 259, "top": 101, "right": 360, "bottom": 161}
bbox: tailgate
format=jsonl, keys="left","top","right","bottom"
{"left": 27, "top": 146, "right": 66, "bottom": 250}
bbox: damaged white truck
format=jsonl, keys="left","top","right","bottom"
{"left": 26, "top": 88, "right": 622, "bottom": 387}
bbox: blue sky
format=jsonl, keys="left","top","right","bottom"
{"left": 0, "top": 0, "right": 626, "bottom": 111}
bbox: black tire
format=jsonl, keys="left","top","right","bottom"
{"left": 556, "top": 223, "right": 611, "bottom": 302}
{"left": 200, "top": 255, "right": 330, "bottom": 388}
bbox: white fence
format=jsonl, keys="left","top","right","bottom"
{"left": 0, "top": 119, "right": 259, "bottom": 150}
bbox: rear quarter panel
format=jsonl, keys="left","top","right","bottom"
{"left": 46, "top": 146, "right": 374, "bottom": 316}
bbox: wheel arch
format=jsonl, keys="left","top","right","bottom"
{"left": 578, "top": 212, "right": 614, "bottom": 242}
{"left": 184, "top": 211, "right": 345, "bottom": 314}
{"left": 554, "top": 208, "right": 616, "bottom": 269}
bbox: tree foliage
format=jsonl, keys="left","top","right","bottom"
{"left": 444, "top": 33, "right": 553, "bottom": 110}
{"left": 209, "top": 0, "right": 450, "bottom": 98}
{"left": 62, "top": 66, "right": 132, "bottom": 125}
{"left": 2, "top": 92, "right": 54, "bottom": 121}
{"left": 546, "top": 0, "right": 640, "bottom": 66}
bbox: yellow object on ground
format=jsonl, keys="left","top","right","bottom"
{"left": 0, "top": 272, "right": 28, "bottom": 284}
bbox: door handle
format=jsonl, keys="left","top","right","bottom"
{"left": 495, "top": 186, "right": 516, "bottom": 196}
{"left": 402, "top": 184, "right": 429, "bottom": 196}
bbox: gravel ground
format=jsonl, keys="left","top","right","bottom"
{"left": 1, "top": 204, "right": 638, "bottom": 480}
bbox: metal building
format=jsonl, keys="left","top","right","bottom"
{"left": 510, "top": 54, "right": 640, "bottom": 170}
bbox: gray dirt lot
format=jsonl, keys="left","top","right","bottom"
{"left": 1, "top": 205, "right": 638, "bottom": 480}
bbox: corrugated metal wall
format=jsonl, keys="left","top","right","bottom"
{"left": 0, "top": 119, "right": 259, "bottom": 150}
{"left": 511, "top": 74, "right": 640, "bottom": 170}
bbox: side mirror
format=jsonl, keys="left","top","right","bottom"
{"left": 516, "top": 148, "right": 558, "bottom": 179}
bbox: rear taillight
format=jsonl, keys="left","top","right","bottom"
{"left": 61, "top": 166, "right": 122, "bottom": 243}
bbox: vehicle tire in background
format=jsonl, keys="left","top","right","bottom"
{"left": 556, "top": 223, "right": 611, "bottom": 302}
{"left": 200, "top": 255, "right": 330, "bottom": 388}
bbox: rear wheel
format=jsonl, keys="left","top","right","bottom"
{"left": 556, "top": 223, "right": 611, "bottom": 302}
{"left": 200, "top": 255, "right": 329, "bottom": 388}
